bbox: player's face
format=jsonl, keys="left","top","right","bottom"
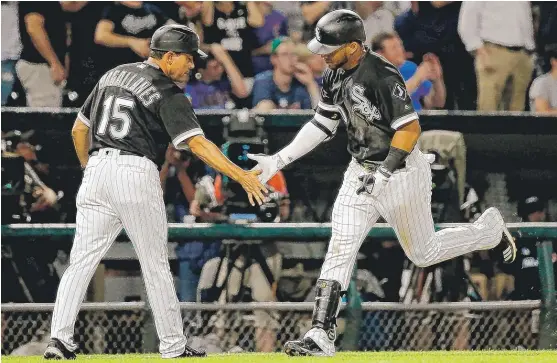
{"left": 321, "top": 44, "right": 350, "bottom": 70}
{"left": 166, "top": 52, "right": 195, "bottom": 83}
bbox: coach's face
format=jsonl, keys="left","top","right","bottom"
{"left": 164, "top": 52, "right": 195, "bottom": 83}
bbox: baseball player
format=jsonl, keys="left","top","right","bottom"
{"left": 44, "top": 24, "right": 267, "bottom": 360}
{"left": 247, "top": 10, "right": 516, "bottom": 357}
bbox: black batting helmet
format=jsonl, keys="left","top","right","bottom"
{"left": 150, "top": 24, "right": 207, "bottom": 59}
{"left": 307, "top": 9, "right": 366, "bottom": 55}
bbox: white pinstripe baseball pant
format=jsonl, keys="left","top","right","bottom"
{"left": 320, "top": 148, "right": 505, "bottom": 290}
{"left": 50, "top": 149, "right": 187, "bottom": 358}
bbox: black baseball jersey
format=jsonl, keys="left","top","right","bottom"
{"left": 78, "top": 61, "right": 203, "bottom": 167}
{"left": 312, "top": 48, "right": 419, "bottom": 163}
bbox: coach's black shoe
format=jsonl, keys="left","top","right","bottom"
{"left": 44, "top": 338, "right": 76, "bottom": 360}
{"left": 177, "top": 345, "right": 207, "bottom": 357}
{"left": 284, "top": 337, "right": 329, "bottom": 357}
{"left": 498, "top": 225, "right": 517, "bottom": 264}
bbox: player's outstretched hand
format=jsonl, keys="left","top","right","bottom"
{"left": 356, "top": 167, "right": 392, "bottom": 198}
{"left": 247, "top": 153, "right": 285, "bottom": 184}
{"left": 238, "top": 169, "right": 269, "bottom": 206}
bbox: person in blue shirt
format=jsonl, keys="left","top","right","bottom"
{"left": 186, "top": 44, "right": 248, "bottom": 109}
{"left": 371, "top": 32, "right": 446, "bottom": 110}
{"left": 252, "top": 37, "right": 319, "bottom": 110}
{"left": 251, "top": 2, "right": 288, "bottom": 74}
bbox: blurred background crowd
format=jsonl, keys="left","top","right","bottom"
{"left": 2, "top": 1, "right": 557, "bottom": 112}
{"left": 2, "top": 1, "right": 557, "bottom": 353}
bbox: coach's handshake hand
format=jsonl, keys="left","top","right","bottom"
{"left": 356, "top": 167, "right": 392, "bottom": 198}
{"left": 238, "top": 169, "right": 269, "bottom": 206}
{"left": 247, "top": 153, "right": 285, "bottom": 184}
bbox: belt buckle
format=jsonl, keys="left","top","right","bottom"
{"left": 361, "top": 160, "right": 379, "bottom": 173}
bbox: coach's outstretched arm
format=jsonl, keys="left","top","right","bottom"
{"left": 247, "top": 119, "right": 332, "bottom": 183}
{"left": 185, "top": 135, "right": 268, "bottom": 206}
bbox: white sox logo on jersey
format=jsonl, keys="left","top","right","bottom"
{"left": 351, "top": 84, "right": 381, "bottom": 123}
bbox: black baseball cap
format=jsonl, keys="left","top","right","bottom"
{"left": 518, "top": 196, "right": 545, "bottom": 219}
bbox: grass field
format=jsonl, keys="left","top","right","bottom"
{"left": 3, "top": 351, "right": 557, "bottom": 363}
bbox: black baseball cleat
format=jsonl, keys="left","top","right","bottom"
{"left": 284, "top": 337, "right": 328, "bottom": 357}
{"left": 499, "top": 225, "right": 517, "bottom": 264}
{"left": 43, "top": 338, "right": 76, "bottom": 360}
{"left": 177, "top": 345, "right": 207, "bottom": 357}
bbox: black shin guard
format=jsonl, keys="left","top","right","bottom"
{"left": 311, "top": 279, "right": 342, "bottom": 332}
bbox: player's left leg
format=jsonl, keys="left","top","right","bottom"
{"left": 284, "top": 160, "right": 381, "bottom": 356}
{"left": 109, "top": 155, "right": 204, "bottom": 358}
{"left": 377, "top": 148, "right": 515, "bottom": 268}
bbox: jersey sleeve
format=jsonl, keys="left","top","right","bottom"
{"left": 312, "top": 68, "right": 342, "bottom": 140}
{"left": 78, "top": 86, "right": 98, "bottom": 128}
{"left": 376, "top": 75, "right": 419, "bottom": 130}
{"left": 158, "top": 93, "right": 204, "bottom": 147}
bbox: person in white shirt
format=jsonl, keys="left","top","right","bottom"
{"left": 529, "top": 46, "right": 557, "bottom": 114}
{"left": 354, "top": 2, "right": 395, "bottom": 44}
{"left": 458, "top": 1, "right": 534, "bottom": 111}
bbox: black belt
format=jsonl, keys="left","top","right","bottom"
{"left": 90, "top": 149, "right": 143, "bottom": 157}
{"left": 359, "top": 159, "right": 406, "bottom": 173}
{"left": 485, "top": 41, "right": 527, "bottom": 53}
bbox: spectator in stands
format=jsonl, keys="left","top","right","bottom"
{"left": 251, "top": 2, "right": 288, "bottom": 75}
{"left": 395, "top": 1, "right": 476, "bottom": 110}
{"left": 64, "top": 1, "right": 105, "bottom": 107}
{"left": 94, "top": 1, "right": 171, "bottom": 74}
{"left": 16, "top": 2, "right": 68, "bottom": 107}
{"left": 529, "top": 45, "right": 557, "bottom": 114}
{"left": 372, "top": 32, "right": 446, "bottom": 110}
{"left": 186, "top": 43, "right": 248, "bottom": 109}
{"left": 300, "top": 2, "right": 355, "bottom": 42}
{"left": 458, "top": 1, "right": 535, "bottom": 111}
{"left": 355, "top": 2, "right": 395, "bottom": 45}
{"left": 272, "top": 1, "right": 305, "bottom": 42}
{"left": 534, "top": 2, "right": 557, "bottom": 74}
{"left": 295, "top": 44, "right": 326, "bottom": 88}
{"left": 200, "top": 1, "right": 263, "bottom": 98}
{"left": 1, "top": 2, "right": 22, "bottom": 106}
{"left": 252, "top": 37, "right": 319, "bottom": 111}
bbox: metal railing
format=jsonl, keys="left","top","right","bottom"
{"left": 3, "top": 222, "right": 557, "bottom": 240}
{"left": 1, "top": 301, "right": 541, "bottom": 355}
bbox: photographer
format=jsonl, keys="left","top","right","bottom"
{"left": 2, "top": 130, "right": 62, "bottom": 224}
{"left": 195, "top": 168, "right": 289, "bottom": 352}
{"left": 500, "top": 196, "right": 557, "bottom": 301}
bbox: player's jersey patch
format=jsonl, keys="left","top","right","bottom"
{"left": 392, "top": 82, "right": 407, "bottom": 101}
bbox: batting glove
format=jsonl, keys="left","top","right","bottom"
{"left": 356, "top": 166, "right": 392, "bottom": 198}
{"left": 247, "top": 153, "right": 286, "bottom": 184}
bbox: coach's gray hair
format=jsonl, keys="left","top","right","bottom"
{"left": 149, "top": 49, "right": 167, "bottom": 59}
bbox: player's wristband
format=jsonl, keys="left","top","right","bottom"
{"left": 381, "top": 146, "right": 410, "bottom": 173}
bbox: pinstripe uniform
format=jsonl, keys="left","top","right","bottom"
{"left": 311, "top": 50, "right": 508, "bottom": 292}
{"left": 49, "top": 61, "right": 203, "bottom": 358}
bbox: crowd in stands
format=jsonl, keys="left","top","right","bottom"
{"left": 2, "top": 1, "right": 556, "bottom": 113}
